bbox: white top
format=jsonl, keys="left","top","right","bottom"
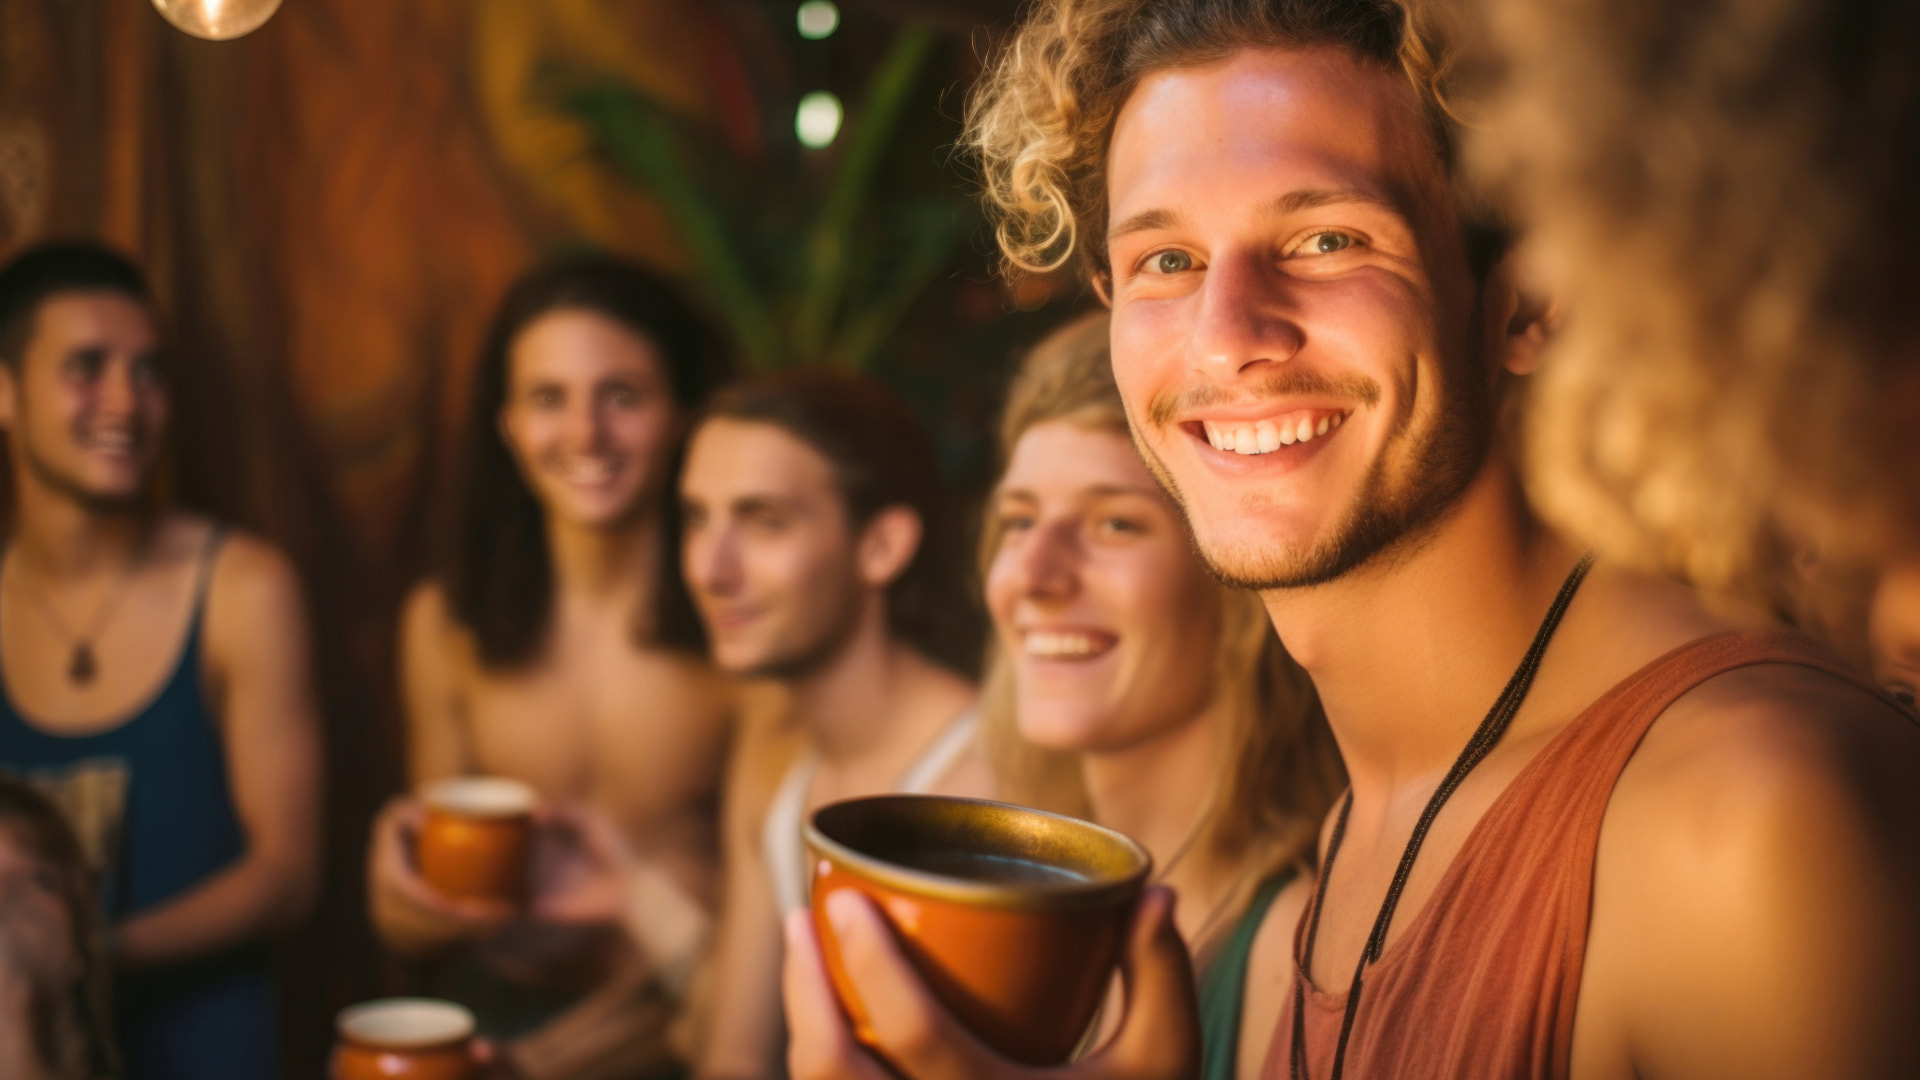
{"left": 762, "top": 707, "right": 980, "bottom": 917}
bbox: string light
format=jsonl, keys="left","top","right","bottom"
{"left": 797, "top": 1, "right": 840, "bottom": 40}
{"left": 796, "top": 92, "right": 843, "bottom": 149}
{"left": 151, "top": 0, "right": 283, "bottom": 40}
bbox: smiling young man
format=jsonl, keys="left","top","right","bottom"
{"left": 679, "top": 371, "right": 991, "bottom": 1080}
{"left": 780, "top": 2, "right": 1920, "bottom": 1079}
{"left": 0, "top": 241, "right": 322, "bottom": 1080}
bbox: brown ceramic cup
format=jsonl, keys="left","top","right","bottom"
{"left": 331, "top": 998, "right": 478, "bottom": 1080}
{"left": 417, "top": 777, "right": 537, "bottom": 905}
{"left": 805, "top": 794, "right": 1151, "bottom": 1066}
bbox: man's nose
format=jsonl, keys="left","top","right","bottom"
{"left": 1189, "top": 251, "right": 1306, "bottom": 378}
{"left": 688, "top": 527, "right": 743, "bottom": 596}
{"left": 94, "top": 360, "right": 143, "bottom": 414}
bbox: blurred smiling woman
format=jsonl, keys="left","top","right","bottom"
{"left": 979, "top": 313, "right": 1343, "bottom": 1080}
{"left": 368, "top": 255, "right": 735, "bottom": 1080}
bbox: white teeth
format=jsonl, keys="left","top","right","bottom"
{"left": 1025, "top": 631, "right": 1109, "bottom": 658}
{"left": 561, "top": 458, "right": 617, "bottom": 480}
{"left": 1201, "top": 414, "right": 1345, "bottom": 455}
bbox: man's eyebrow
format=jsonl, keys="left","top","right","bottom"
{"left": 1108, "top": 190, "right": 1400, "bottom": 244}
{"left": 1265, "top": 188, "right": 1397, "bottom": 215}
{"left": 732, "top": 494, "right": 802, "bottom": 516}
{"left": 1108, "top": 208, "right": 1185, "bottom": 243}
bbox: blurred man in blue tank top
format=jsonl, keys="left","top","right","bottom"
{"left": 0, "top": 240, "right": 322, "bottom": 1079}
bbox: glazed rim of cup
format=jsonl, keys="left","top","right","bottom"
{"left": 337, "top": 998, "right": 475, "bottom": 1049}
{"left": 422, "top": 776, "right": 537, "bottom": 818}
{"left": 804, "top": 795, "right": 1152, "bottom": 911}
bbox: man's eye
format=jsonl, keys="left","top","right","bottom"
{"left": 1150, "top": 251, "right": 1193, "bottom": 274}
{"left": 998, "top": 513, "right": 1034, "bottom": 533}
{"left": 1098, "top": 517, "right": 1142, "bottom": 536}
{"left": 1310, "top": 232, "right": 1354, "bottom": 254}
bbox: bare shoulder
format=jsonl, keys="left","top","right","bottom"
{"left": 198, "top": 523, "right": 307, "bottom": 642}
{"left": 397, "top": 579, "right": 477, "bottom": 677}
{"left": 1586, "top": 658, "right": 1920, "bottom": 1076}
{"left": 400, "top": 578, "right": 452, "bottom": 641}
{"left": 1615, "top": 658, "right": 1920, "bottom": 845}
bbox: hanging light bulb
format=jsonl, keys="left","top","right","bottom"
{"left": 796, "top": 1, "right": 840, "bottom": 40}
{"left": 795, "top": 92, "right": 843, "bottom": 149}
{"left": 152, "top": 0, "right": 284, "bottom": 41}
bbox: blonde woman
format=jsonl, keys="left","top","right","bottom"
{"left": 978, "top": 312, "right": 1342, "bottom": 1080}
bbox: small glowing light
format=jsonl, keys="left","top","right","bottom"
{"left": 797, "top": 1, "right": 840, "bottom": 40}
{"left": 152, "top": 0, "right": 283, "bottom": 40}
{"left": 796, "top": 92, "right": 844, "bottom": 149}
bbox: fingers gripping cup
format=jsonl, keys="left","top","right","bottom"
{"left": 417, "top": 778, "right": 537, "bottom": 905}
{"left": 805, "top": 795, "right": 1151, "bottom": 1066}
{"left": 331, "top": 998, "right": 478, "bottom": 1080}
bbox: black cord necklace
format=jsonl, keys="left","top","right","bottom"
{"left": 1290, "top": 552, "right": 1596, "bottom": 1080}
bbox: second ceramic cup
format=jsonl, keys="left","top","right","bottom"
{"left": 416, "top": 777, "right": 537, "bottom": 905}
{"left": 331, "top": 997, "right": 478, "bottom": 1080}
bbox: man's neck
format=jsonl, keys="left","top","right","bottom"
{"left": 788, "top": 602, "right": 969, "bottom": 774}
{"left": 8, "top": 464, "right": 154, "bottom": 581}
{"left": 1262, "top": 456, "right": 1578, "bottom": 797}
{"left": 544, "top": 510, "right": 658, "bottom": 616}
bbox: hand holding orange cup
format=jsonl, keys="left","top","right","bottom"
{"left": 416, "top": 777, "right": 537, "bottom": 906}
{"left": 331, "top": 998, "right": 480, "bottom": 1080}
{"left": 804, "top": 795, "right": 1151, "bottom": 1066}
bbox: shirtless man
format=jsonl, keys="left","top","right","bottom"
{"left": 367, "top": 256, "right": 735, "bottom": 1079}
{"left": 781, "top": 2, "right": 1920, "bottom": 1078}
{"left": 679, "top": 371, "right": 991, "bottom": 1080}
{"left": 0, "top": 241, "right": 321, "bottom": 1080}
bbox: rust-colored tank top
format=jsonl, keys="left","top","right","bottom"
{"left": 1262, "top": 629, "right": 1876, "bottom": 1080}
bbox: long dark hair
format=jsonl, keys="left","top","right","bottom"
{"left": 443, "top": 255, "right": 730, "bottom": 667}
{"left": 700, "top": 371, "right": 977, "bottom": 672}
{"left": 0, "top": 776, "right": 117, "bottom": 1080}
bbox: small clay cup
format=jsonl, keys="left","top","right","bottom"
{"left": 805, "top": 795, "right": 1151, "bottom": 1066}
{"left": 331, "top": 998, "right": 478, "bottom": 1080}
{"left": 417, "top": 777, "right": 536, "bottom": 905}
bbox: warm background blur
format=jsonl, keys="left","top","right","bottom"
{"left": 0, "top": 0, "right": 1078, "bottom": 1072}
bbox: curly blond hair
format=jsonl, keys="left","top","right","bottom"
{"left": 1469, "top": 0, "right": 1920, "bottom": 613}
{"left": 978, "top": 312, "right": 1344, "bottom": 892}
{"left": 964, "top": 0, "right": 1474, "bottom": 281}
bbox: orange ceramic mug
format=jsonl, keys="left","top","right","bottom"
{"left": 805, "top": 795, "right": 1151, "bottom": 1066}
{"left": 417, "top": 777, "right": 536, "bottom": 905}
{"left": 331, "top": 998, "right": 478, "bottom": 1080}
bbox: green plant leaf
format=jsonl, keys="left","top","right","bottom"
{"left": 562, "top": 82, "right": 787, "bottom": 370}
{"left": 790, "top": 24, "right": 936, "bottom": 361}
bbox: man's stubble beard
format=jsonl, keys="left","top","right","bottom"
{"left": 1127, "top": 339, "right": 1496, "bottom": 593}
{"left": 14, "top": 405, "right": 154, "bottom": 516}
{"left": 735, "top": 565, "right": 869, "bottom": 682}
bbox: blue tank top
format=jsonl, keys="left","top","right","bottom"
{"left": 0, "top": 532, "right": 278, "bottom": 1080}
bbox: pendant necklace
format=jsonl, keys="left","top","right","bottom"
{"left": 1290, "top": 552, "right": 1596, "bottom": 1080}
{"left": 8, "top": 541, "right": 153, "bottom": 686}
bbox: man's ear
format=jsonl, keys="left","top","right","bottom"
{"left": 1484, "top": 252, "right": 1559, "bottom": 377}
{"left": 856, "top": 505, "right": 924, "bottom": 590}
{"left": 1091, "top": 271, "right": 1114, "bottom": 307}
{"left": 0, "top": 363, "right": 17, "bottom": 431}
